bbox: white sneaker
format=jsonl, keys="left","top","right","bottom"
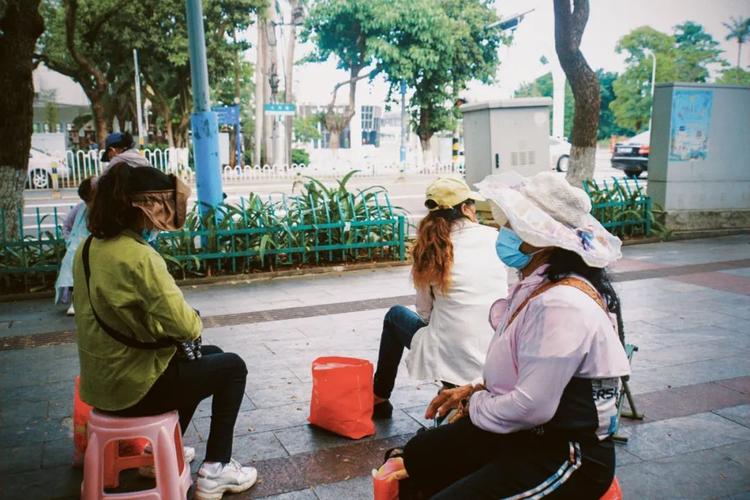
{"left": 194, "top": 459, "right": 258, "bottom": 500}
{"left": 66, "top": 304, "right": 75, "bottom": 316}
{"left": 138, "top": 445, "right": 195, "bottom": 478}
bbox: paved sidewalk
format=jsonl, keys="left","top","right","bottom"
{"left": 1, "top": 235, "right": 749, "bottom": 499}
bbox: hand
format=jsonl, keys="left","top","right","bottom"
{"left": 424, "top": 384, "right": 474, "bottom": 420}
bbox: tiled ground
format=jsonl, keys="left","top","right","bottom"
{"left": 1, "top": 234, "right": 749, "bottom": 499}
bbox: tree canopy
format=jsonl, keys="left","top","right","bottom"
{"left": 36, "top": 0, "right": 264, "bottom": 147}
{"left": 303, "top": 0, "right": 504, "bottom": 154}
{"left": 610, "top": 22, "right": 727, "bottom": 132}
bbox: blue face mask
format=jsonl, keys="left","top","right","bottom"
{"left": 496, "top": 227, "right": 536, "bottom": 270}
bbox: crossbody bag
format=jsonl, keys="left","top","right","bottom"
{"left": 81, "top": 235, "right": 202, "bottom": 360}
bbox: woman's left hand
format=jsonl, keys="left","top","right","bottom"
{"left": 424, "top": 384, "right": 474, "bottom": 420}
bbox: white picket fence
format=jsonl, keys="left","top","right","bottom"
{"left": 28, "top": 148, "right": 461, "bottom": 190}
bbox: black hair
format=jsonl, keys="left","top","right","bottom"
{"left": 77, "top": 177, "right": 93, "bottom": 202}
{"left": 544, "top": 248, "right": 625, "bottom": 345}
{"left": 424, "top": 198, "right": 474, "bottom": 222}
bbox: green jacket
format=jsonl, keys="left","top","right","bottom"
{"left": 73, "top": 231, "right": 201, "bottom": 410}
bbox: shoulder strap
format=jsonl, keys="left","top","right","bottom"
{"left": 506, "top": 277, "right": 608, "bottom": 328}
{"left": 82, "top": 236, "right": 172, "bottom": 350}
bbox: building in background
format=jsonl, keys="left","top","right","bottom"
{"left": 32, "top": 65, "right": 92, "bottom": 154}
{"left": 297, "top": 103, "right": 382, "bottom": 149}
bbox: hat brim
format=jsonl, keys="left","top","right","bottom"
{"left": 477, "top": 178, "right": 622, "bottom": 268}
{"left": 466, "top": 190, "right": 485, "bottom": 202}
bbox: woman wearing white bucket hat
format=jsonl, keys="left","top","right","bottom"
{"left": 394, "top": 172, "right": 631, "bottom": 499}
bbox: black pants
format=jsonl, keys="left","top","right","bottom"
{"left": 111, "top": 345, "right": 247, "bottom": 463}
{"left": 373, "top": 306, "right": 428, "bottom": 399}
{"left": 401, "top": 418, "right": 615, "bottom": 499}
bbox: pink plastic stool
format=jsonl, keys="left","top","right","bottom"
{"left": 81, "top": 410, "right": 192, "bottom": 500}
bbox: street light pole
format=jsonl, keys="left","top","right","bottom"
{"left": 399, "top": 80, "right": 407, "bottom": 166}
{"left": 646, "top": 50, "right": 656, "bottom": 131}
{"left": 133, "top": 49, "right": 145, "bottom": 148}
{"left": 186, "top": 0, "right": 223, "bottom": 214}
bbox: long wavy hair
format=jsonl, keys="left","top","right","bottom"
{"left": 88, "top": 163, "right": 140, "bottom": 239}
{"left": 411, "top": 200, "right": 473, "bottom": 294}
{"left": 544, "top": 248, "right": 625, "bottom": 345}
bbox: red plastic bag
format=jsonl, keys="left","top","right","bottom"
{"left": 308, "top": 357, "right": 375, "bottom": 439}
{"left": 73, "top": 376, "right": 149, "bottom": 467}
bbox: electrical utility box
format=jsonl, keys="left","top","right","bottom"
{"left": 461, "top": 98, "right": 552, "bottom": 188}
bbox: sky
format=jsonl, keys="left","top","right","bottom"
{"left": 255, "top": 0, "right": 750, "bottom": 109}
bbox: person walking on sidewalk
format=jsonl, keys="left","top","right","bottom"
{"left": 373, "top": 177, "right": 509, "bottom": 418}
{"left": 393, "top": 172, "right": 631, "bottom": 499}
{"left": 74, "top": 164, "right": 257, "bottom": 500}
{"left": 99, "top": 131, "right": 151, "bottom": 174}
{"left": 55, "top": 177, "right": 93, "bottom": 316}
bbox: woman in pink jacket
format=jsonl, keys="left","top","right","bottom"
{"left": 394, "top": 172, "right": 631, "bottom": 499}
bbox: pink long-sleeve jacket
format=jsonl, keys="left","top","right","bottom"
{"left": 469, "top": 265, "right": 631, "bottom": 441}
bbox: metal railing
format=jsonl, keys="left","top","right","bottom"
{"left": 1, "top": 191, "right": 407, "bottom": 293}
{"left": 584, "top": 177, "right": 653, "bottom": 237}
{"left": 26, "top": 147, "right": 462, "bottom": 190}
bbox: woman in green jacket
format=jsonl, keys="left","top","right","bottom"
{"left": 74, "top": 163, "right": 256, "bottom": 500}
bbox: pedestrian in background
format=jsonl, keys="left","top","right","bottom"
{"left": 55, "top": 177, "right": 93, "bottom": 315}
{"left": 99, "top": 131, "right": 150, "bottom": 174}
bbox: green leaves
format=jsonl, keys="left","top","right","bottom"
{"left": 611, "top": 23, "right": 728, "bottom": 133}
{"left": 304, "top": 0, "right": 505, "bottom": 145}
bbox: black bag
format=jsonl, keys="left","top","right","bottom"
{"left": 82, "top": 235, "right": 201, "bottom": 361}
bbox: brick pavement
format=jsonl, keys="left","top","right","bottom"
{"left": 1, "top": 234, "right": 749, "bottom": 499}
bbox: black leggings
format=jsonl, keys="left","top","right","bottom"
{"left": 111, "top": 345, "right": 247, "bottom": 463}
{"left": 401, "top": 418, "right": 615, "bottom": 499}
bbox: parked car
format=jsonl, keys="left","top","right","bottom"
{"left": 549, "top": 136, "right": 570, "bottom": 172}
{"left": 27, "top": 148, "right": 69, "bottom": 189}
{"left": 611, "top": 131, "right": 650, "bottom": 178}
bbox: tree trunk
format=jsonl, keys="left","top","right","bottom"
{"left": 0, "top": 0, "right": 44, "bottom": 240}
{"left": 553, "top": 0, "right": 600, "bottom": 188}
{"left": 323, "top": 66, "right": 363, "bottom": 151}
{"left": 91, "top": 97, "right": 108, "bottom": 147}
{"left": 417, "top": 104, "right": 433, "bottom": 166}
{"left": 165, "top": 119, "right": 175, "bottom": 149}
{"left": 284, "top": 0, "right": 301, "bottom": 166}
{"left": 737, "top": 41, "right": 742, "bottom": 83}
{"left": 420, "top": 137, "right": 433, "bottom": 166}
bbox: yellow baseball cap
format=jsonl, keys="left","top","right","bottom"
{"left": 425, "top": 177, "right": 485, "bottom": 211}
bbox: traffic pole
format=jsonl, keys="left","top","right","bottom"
{"left": 133, "top": 49, "right": 145, "bottom": 148}
{"left": 186, "top": 0, "right": 223, "bottom": 214}
{"left": 399, "top": 81, "right": 407, "bottom": 177}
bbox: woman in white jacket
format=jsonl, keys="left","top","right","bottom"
{"left": 373, "top": 177, "right": 508, "bottom": 418}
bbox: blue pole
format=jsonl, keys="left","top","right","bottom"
{"left": 186, "top": 0, "right": 223, "bottom": 214}
{"left": 399, "top": 81, "right": 407, "bottom": 164}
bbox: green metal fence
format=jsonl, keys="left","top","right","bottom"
{"left": 0, "top": 190, "right": 406, "bottom": 293}
{"left": 584, "top": 177, "right": 653, "bottom": 238}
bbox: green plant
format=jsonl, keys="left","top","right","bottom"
{"left": 583, "top": 178, "right": 669, "bottom": 240}
{"left": 291, "top": 148, "right": 310, "bottom": 166}
{"left": 1, "top": 172, "right": 408, "bottom": 293}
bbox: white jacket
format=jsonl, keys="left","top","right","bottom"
{"left": 405, "top": 220, "right": 509, "bottom": 386}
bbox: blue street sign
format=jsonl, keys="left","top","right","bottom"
{"left": 212, "top": 105, "right": 240, "bottom": 125}
{"left": 264, "top": 103, "right": 296, "bottom": 115}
